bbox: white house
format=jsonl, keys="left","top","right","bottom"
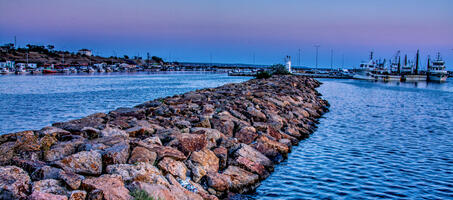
{"left": 78, "top": 49, "right": 92, "bottom": 56}
{"left": 0, "top": 61, "right": 15, "bottom": 69}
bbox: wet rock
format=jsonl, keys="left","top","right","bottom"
{"left": 235, "top": 126, "right": 258, "bottom": 144}
{"left": 69, "top": 190, "right": 87, "bottom": 200}
{"left": 206, "top": 172, "right": 231, "bottom": 192}
{"left": 110, "top": 107, "right": 145, "bottom": 119}
{"left": 102, "top": 142, "right": 130, "bottom": 166}
{"left": 222, "top": 166, "right": 259, "bottom": 194}
{"left": 56, "top": 150, "right": 102, "bottom": 175}
{"left": 158, "top": 157, "right": 188, "bottom": 180}
{"left": 81, "top": 174, "right": 132, "bottom": 200}
{"left": 59, "top": 171, "right": 84, "bottom": 190}
{"left": 177, "top": 133, "right": 207, "bottom": 154}
{"left": 32, "top": 179, "right": 67, "bottom": 196}
{"left": 29, "top": 191, "right": 68, "bottom": 200}
{"left": 232, "top": 144, "right": 273, "bottom": 178}
{"left": 0, "top": 166, "right": 31, "bottom": 200}
{"left": 128, "top": 146, "right": 157, "bottom": 164}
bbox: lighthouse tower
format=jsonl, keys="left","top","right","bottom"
{"left": 285, "top": 56, "right": 292, "bottom": 73}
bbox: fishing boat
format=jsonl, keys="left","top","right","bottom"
{"left": 0, "top": 68, "right": 11, "bottom": 74}
{"left": 427, "top": 53, "right": 448, "bottom": 82}
{"left": 43, "top": 68, "right": 57, "bottom": 74}
{"left": 15, "top": 67, "right": 28, "bottom": 74}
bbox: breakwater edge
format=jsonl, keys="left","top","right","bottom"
{"left": 0, "top": 75, "right": 329, "bottom": 200}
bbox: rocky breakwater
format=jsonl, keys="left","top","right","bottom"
{"left": 0, "top": 75, "right": 329, "bottom": 200}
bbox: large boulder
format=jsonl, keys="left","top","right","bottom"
{"left": 29, "top": 191, "right": 68, "bottom": 200}
{"left": 59, "top": 171, "right": 84, "bottom": 190}
{"left": 206, "top": 172, "right": 231, "bottom": 192}
{"left": 106, "top": 163, "right": 162, "bottom": 183}
{"left": 100, "top": 127, "right": 128, "bottom": 138}
{"left": 101, "top": 142, "right": 130, "bottom": 166}
{"left": 81, "top": 174, "right": 132, "bottom": 200}
{"left": 0, "top": 166, "right": 31, "bottom": 200}
{"left": 31, "top": 166, "right": 62, "bottom": 181}
{"left": 130, "top": 182, "right": 176, "bottom": 200}
{"left": 232, "top": 144, "right": 273, "bottom": 178}
{"left": 31, "top": 179, "right": 67, "bottom": 196}
{"left": 176, "top": 133, "right": 207, "bottom": 154}
{"left": 190, "top": 128, "right": 223, "bottom": 149}
{"left": 128, "top": 146, "right": 157, "bottom": 164}
{"left": 0, "top": 142, "right": 15, "bottom": 165}
{"left": 187, "top": 149, "right": 219, "bottom": 182}
{"left": 52, "top": 113, "right": 107, "bottom": 133}
{"left": 235, "top": 126, "right": 258, "bottom": 144}
{"left": 56, "top": 150, "right": 102, "bottom": 175}
{"left": 222, "top": 166, "right": 259, "bottom": 194}
{"left": 44, "top": 136, "right": 86, "bottom": 162}
{"left": 211, "top": 111, "right": 235, "bottom": 137}
{"left": 157, "top": 157, "right": 188, "bottom": 180}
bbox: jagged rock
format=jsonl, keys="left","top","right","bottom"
{"left": 165, "top": 174, "right": 204, "bottom": 200}
{"left": 211, "top": 112, "right": 235, "bottom": 137}
{"left": 175, "top": 120, "right": 191, "bottom": 129}
{"left": 157, "top": 157, "right": 188, "bottom": 180}
{"left": 0, "top": 142, "right": 16, "bottom": 165}
{"left": 86, "top": 189, "right": 103, "bottom": 200}
{"left": 247, "top": 106, "right": 267, "bottom": 121}
{"left": 38, "top": 127, "right": 70, "bottom": 138}
{"left": 128, "top": 146, "right": 157, "bottom": 164}
{"left": 235, "top": 126, "right": 258, "bottom": 144}
{"left": 44, "top": 136, "right": 86, "bottom": 162}
{"left": 69, "top": 190, "right": 87, "bottom": 200}
{"left": 100, "top": 127, "right": 128, "bottom": 138}
{"left": 125, "top": 125, "right": 154, "bottom": 138}
{"left": 102, "top": 142, "right": 130, "bottom": 166}
{"left": 15, "top": 130, "right": 40, "bottom": 152}
{"left": 206, "top": 172, "right": 231, "bottom": 192}
{"left": 59, "top": 171, "right": 84, "bottom": 190}
{"left": 106, "top": 163, "right": 162, "bottom": 183}
{"left": 11, "top": 158, "right": 46, "bottom": 174}
{"left": 32, "top": 179, "right": 67, "bottom": 195}
{"left": 31, "top": 166, "right": 62, "bottom": 181}
{"left": 194, "top": 116, "right": 211, "bottom": 128}
{"left": 222, "top": 166, "right": 259, "bottom": 194}
{"left": 190, "top": 128, "right": 222, "bottom": 149}
{"left": 177, "top": 133, "right": 207, "bottom": 154}
{"left": 56, "top": 150, "right": 102, "bottom": 175}
{"left": 0, "top": 166, "right": 31, "bottom": 200}
{"left": 29, "top": 191, "right": 68, "bottom": 200}
{"left": 81, "top": 127, "right": 101, "bottom": 139}
{"left": 233, "top": 144, "right": 273, "bottom": 178}
{"left": 130, "top": 182, "right": 176, "bottom": 200}
{"left": 81, "top": 174, "right": 132, "bottom": 200}
{"left": 213, "top": 146, "right": 228, "bottom": 170}
{"left": 53, "top": 113, "right": 106, "bottom": 133}
{"left": 137, "top": 141, "right": 186, "bottom": 161}
{"left": 188, "top": 149, "right": 219, "bottom": 182}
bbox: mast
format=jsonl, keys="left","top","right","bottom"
{"left": 397, "top": 56, "right": 401, "bottom": 74}
{"left": 415, "top": 49, "right": 419, "bottom": 74}
{"left": 404, "top": 54, "right": 407, "bottom": 66}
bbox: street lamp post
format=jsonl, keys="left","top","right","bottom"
{"left": 314, "top": 45, "right": 320, "bottom": 69}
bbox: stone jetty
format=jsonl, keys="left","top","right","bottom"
{"left": 0, "top": 75, "right": 329, "bottom": 200}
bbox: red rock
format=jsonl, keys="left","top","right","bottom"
{"left": 130, "top": 182, "right": 176, "bottom": 200}
{"left": 222, "top": 166, "right": 259, "bottom": 194}
{"left": 69, "top": 190, "right": 87, "bottom": 200}
{"left": 235, "top": 126, "right": 258, "bottom": 144}
{"left": 213, "top": 146, "right": 228, "bottom": 170}
{"left": 190, "top": 128, "right": 223, "bottom": 149}
{"left": 246, "top": 106, "right": 267, "bottom": 121}
{"left": 81, "top": 174, "right": 132, "bottom": 200}
{"left": 15, "top": 130, "right": 40, "bottom": 152}
{"left": 59, "top": 170, "right": 84, "bottom": 190}
{"left": 0, "top": 166, "right": 31, "bottom": 199}
{"left": 101, "top": 142, "right": 130, "bottom": 166}
{"left": 206, "top": 172, "right": 231, "bottom": 192}
{"left": 56, "top": 150, "right": 102, "bottom": 175}
{"left": 0, "top": 142, "right": 15, "bottom": 165}
{"left": 29, "top": 191, "right": 68, "bottom": 200}
{"left": 177, "top": 133, "right": 207, "bottom": 154}
{"left": 157, "top": 157, "right": 188, "bottom": 180}
{"left": 128, "top": 146, "right": 157, "bottom": 164}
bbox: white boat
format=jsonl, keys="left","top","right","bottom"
{"left": 427, "top": 53, "right": 448, "bottom": 82}
{"left": 353, "top": 52, "right": 377, "bottom": 80}
{"left": 0, "top": 68, "right": 12, "bottom": 74}
{"left": 15, "top": 67, "right": 28, "bottom": 74}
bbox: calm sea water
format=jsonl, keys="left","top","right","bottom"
{"left": 1, "top": 73, "right": 452, "bottom": 199}
{"left": 251, "top": 79, "right": 453, "bottom": 199}
{"left": 0, "top": 72, "right": 250, "bottom": 134}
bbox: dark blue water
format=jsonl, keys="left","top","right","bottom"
{"left": 252, "top": 79, "right": 453, "bottom": 199}
{"left": 0, "top": 72, "right": 250, "bottom": 134}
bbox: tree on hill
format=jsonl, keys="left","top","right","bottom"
{"left": 152, "top": 56, "right": 164, "bottom": 64}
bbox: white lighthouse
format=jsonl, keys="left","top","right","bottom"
{"left": 285, "top": 55, "right": 292, "bottom": 73}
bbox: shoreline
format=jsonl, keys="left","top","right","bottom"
{"left": 0, "top": 75, "right": 329, "bottom": 200}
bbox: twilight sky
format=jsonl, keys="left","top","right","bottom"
{"left": 1, "top": 0, "right": 453, "bottom": 69}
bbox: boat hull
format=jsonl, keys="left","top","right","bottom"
{"left": 428, "top": 74, "right": 448, "bottom": 82}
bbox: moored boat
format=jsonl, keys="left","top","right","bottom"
{"left": 427, "top": 53, "right": 448, "bottom": 82}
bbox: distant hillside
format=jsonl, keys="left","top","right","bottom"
{"left": 0, "top": 44, "right": 164, "bottom": 66}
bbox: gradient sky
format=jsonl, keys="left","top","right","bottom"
{"left": 1, "top": 0, "right": 453, "bottom": 69}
